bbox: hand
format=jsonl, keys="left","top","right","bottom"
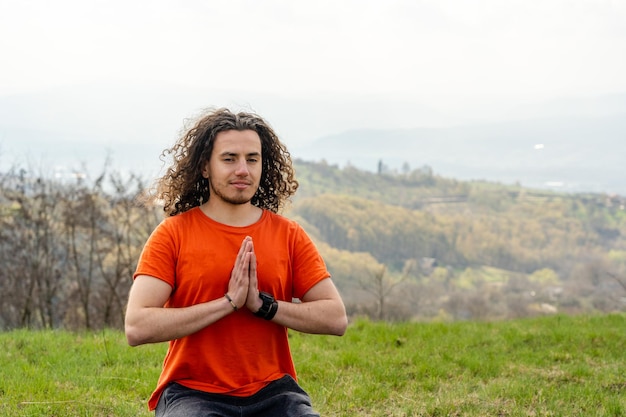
{"left": 226, "top": 236, "right": 254, "bottom": 309}
{"left": 245, "top": 245, "right": 263, "bottom": 313}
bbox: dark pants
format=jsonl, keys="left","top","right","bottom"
{"left": 155, "top": 375, "right": 320, "bottom": 417}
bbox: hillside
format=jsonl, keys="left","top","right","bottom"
{"left": 1, "top": 158, "right": 625, "bottom": 329}
{"left": 289, "top": 160, "right": 626, "bottom": 321}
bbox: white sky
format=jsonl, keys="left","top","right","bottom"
{"left": 2, "top": 0, "right": 625, "bottom": 102}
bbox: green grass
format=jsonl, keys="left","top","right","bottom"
{"left": 2, "top": 314, "right": 626, "bottom": 416}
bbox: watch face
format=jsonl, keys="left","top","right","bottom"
{"left": 255, "top": 292, "right": 273, "bottom": 316}
{"left": 259, "top": 292, "right": 274, "bottom": 302}
{"left": 255, "top": 292, "right": 278, "bottom": 320}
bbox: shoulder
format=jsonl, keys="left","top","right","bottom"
{"left": 160, "top": 207, "right": 200, "bottom": 227}
{"left": 263, "top": 210, "right": 303, "bottom": 232}
{"left": 261, "top": 211, "right": 317, "bottom": 249}
{"left": 150, "top": 208, "right": 200, "bottom": 240}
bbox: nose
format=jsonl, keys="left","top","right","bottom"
{"left": 234, "top": 160, "right": 250, "bottom": 175}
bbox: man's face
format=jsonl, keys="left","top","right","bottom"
{"left": 202, "top": 129, "right": 263, "bottom": 206}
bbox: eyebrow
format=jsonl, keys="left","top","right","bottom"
{"left": 219, "top": 151, "right": 261, "bottom": 157}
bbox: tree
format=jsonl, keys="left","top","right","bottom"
{"left": 0, "top": 168, "right": 66, "bottom": 328}
{"left": 359, "top": 260, "right": 415, "bottom": 320}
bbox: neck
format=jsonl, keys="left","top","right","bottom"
{"left": 199, "top": 200, "right": 263, "bottom": 227}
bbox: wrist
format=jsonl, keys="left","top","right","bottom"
{"left": 253, "top": 296, "right": 264, "bottom": 314}
{"left": 253, "top": 292, "right": 278, "bottom": 320}
{"left": 224, "top": 293, "right": 238, "bottom": 311}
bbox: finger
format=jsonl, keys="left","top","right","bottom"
{"left": 228, "top": 253, "right": 252, "bottom": 307}
{"left": 228, "top": 236, "right": 252, "bottom": 296}
{"left": 246, "top": 252, "right": 261, "bottom": 311}
{"left": 236, "top": 236, "right": 252, "bottom": 262}
{"left": 233, "top": 238, "right": 253, "bottom": 278}
{"left": 249, "top": 251, "right": 257, "bottom": 287}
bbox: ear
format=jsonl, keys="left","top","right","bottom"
{"left": 201, "top": 161, "right": 210, "bottom": 179}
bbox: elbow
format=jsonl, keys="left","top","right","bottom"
{"left": 337, "top": 316, "right": 348, "bottom": 336}
{"left": 328, "top": 301, "right": 348, "bottom": 336}
{"left": 331, "top": 325, "right": 347, "bottom": 337}
{"left": 125, "top": 322, "right": 148, "bottom": 347}
{"left": 331, "top": 311, "right": 349, "bottom": 336}
{"left": 124, "top": 308, "right": 156, "bottom": 346}
{"left": 125, "top": 327, "right": 141, "bottom": 347}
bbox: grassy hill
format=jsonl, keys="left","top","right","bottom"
{"left": 2, "top": 314, "right": 625, "bottom": 416}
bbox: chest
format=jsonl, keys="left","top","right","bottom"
{"left": 172, "top": 228, "right": 293, "bottom": 302}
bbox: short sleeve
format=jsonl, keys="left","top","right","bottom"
{"left": 133, "top": 219, "right": 178, "bottom": 289}
{"left": 291, "top": 225, "right": 331, "bottom": 299}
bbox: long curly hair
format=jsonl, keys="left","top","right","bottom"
{"left": 153, "top": 108, "right": 299, "bottom": 216}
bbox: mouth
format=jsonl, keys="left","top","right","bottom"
{"left": 230, "top": 181, "right": 251, "bottom": 190}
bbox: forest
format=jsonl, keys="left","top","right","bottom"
{"left": 1, "top": 158, "right": 625, "bottom": 330}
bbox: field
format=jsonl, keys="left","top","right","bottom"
{"left": 1, "top": 314, "right": 625, "bottom": 416}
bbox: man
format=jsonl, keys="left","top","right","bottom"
{"left": 125, "top": 108, "right": 348, "bottom": 416}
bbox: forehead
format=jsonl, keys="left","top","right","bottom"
{"left": 212, "top": 129, "right": 261, "bottom": 154}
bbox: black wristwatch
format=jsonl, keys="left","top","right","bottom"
{"left": 254, "top": 291, "right": 278, "bottom": 320}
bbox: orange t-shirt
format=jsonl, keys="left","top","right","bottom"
{"left": 133, "top": 207, "right": 330, "bottom": 410}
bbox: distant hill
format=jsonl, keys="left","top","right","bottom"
{"left": 293, "top": 113, "right": 626, "bottom": 196}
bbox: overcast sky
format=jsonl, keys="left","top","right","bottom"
{"left": 2, "top": 0, "right": 626, "bottom": 156}
{"left": 3, "top": 0, "right": 626, "bottom": 97}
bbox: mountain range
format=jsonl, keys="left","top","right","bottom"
{"left": 294, "top": 112, "right": 626, "bottom": 195}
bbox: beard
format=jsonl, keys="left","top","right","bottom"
{"left": 209, "top": 181, "right": 258, "bottom": 206}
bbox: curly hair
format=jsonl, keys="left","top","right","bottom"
{"left": 153, "top": 108, "right": 299, "bottom": 216}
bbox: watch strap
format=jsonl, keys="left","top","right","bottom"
{"left": 254, "top": 292, "right": 278, "bottom": 320}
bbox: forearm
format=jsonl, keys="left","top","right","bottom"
{"left": 125, "top": 296, "right": 234, "bottom": 346}
{"left": 270, "top": 298, "right": 348, "bottom": 336}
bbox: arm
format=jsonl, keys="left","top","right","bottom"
{"left": 247, "top": 276, "right": 348, "bottom": 336}
{"left": 244, "top": 235, "right": 347, "bottom": 336}
{"left": 275, "top": 278, "right": 348, "bottom": 336}
{"left": 124, "top": 275, "right": 236, "bottom": 346}
{"left": 125, "top": 237, "right": 255, "bottom": 346}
